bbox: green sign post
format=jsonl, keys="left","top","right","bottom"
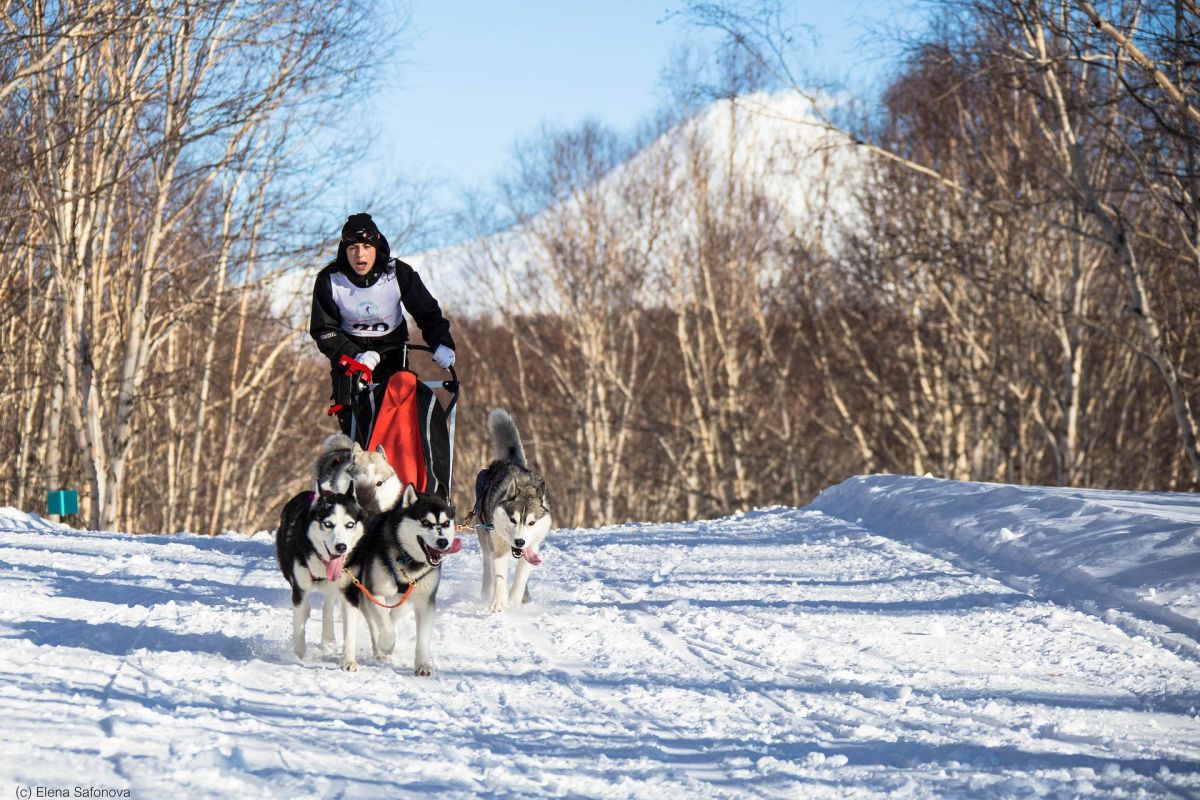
{"left": 47, "top": 489, "right": 79, "bottom": 517}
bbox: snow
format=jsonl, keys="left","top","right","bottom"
{"left": 2, "top": 476, "right": 1200, "bottom": 798}
{"left": 812, "top": 475, "right": 1200, "bottom": 648}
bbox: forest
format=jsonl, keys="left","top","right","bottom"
{"left": 1, "top": 0, "right": 1197, "bottom": 532}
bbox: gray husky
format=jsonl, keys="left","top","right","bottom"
{"left": 340, "top": 484, "right": 461, "bottom": 674}
{"left": 314, "top": 433, "right": 402, "bottom": 513}
{"left": 475, "top": 408, "right": 552, "bottom": 613}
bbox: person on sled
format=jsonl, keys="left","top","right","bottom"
{"left": 309, "top": 212, "right": 456, "bottom": 445}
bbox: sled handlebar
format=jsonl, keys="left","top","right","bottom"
{"left": 337, "top": 347, "right": 457, "bottom": 393}
{"left": 402, "top": 343, "right": 458, "bottom": 390}
{"left": 338, "top": 354, "right": 374, "bottom": 386}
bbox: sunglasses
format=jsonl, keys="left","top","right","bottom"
{"left": 342, "top": 228, "right": 381, "bottom": 245}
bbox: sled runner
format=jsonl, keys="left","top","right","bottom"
{"left": 332, "top": 344, "right": 459, "bottom": 499}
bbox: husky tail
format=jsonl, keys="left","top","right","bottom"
{"left": 322, "top": 432, "right": 354, "bottom": 453}
{"left": 487, "top": 408, "right": 526, "bottom": 468}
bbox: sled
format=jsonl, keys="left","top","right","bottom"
{"left": 336, "top": 344, "right": 459, "bottom": 499}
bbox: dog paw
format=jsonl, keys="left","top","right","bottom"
{"left": 374, "top": 651, "right": 392, "bottom": 662}
{"left": 341, "top": 659, "right": 359, "bottom": 672}
{"left": 414, "top": 663, "right": 433, "bottom": 677}
{"left": 293, "top": 644, "right": 306, "bottom": 659}
{"left": 488, "top": 596, "right": 509, "bottom": 613}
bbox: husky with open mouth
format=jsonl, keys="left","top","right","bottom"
{"left": 474, "top": 408, "right": 553, "bottom": 613}
{"left": 340, "top": 484, "right": 461, "bottom": 674}
{"left": 275, "top": 489, "right": 367, "bottom": 661}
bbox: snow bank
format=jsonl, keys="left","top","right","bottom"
{"left": 810, "top": 475, "right": 1200, "bottom": 640}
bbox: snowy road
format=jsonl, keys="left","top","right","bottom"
{"left": 1, "top": 497, "right": 1199, "bottom": 798}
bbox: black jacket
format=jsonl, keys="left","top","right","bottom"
{"left": 309, "top": 257, "right": 455, "bottom": 367}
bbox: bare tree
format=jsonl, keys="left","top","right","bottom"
{"left": 685, "top": 0, "right": 1200, "bottom": 488}
{"left": 0, "top": 0, "right": 390, "bottom": 531}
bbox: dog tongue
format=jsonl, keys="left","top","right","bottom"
{"left": 521, "top": 547, "right": 542, "bottom": 566}
{"left": 447, "top": 538, "right": 463, "bottom": 554}
{"left": 326, "top": 555, "right": 345, "bottom": 582}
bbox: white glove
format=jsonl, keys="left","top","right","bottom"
{"left": 432, "top": 344, "right": 455, "bottom": 369}
{"left": 355, "top": 350, "right": 380, "bottom": 370}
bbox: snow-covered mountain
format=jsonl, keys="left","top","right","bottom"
{"left": 2, "top": 476, "right": 1199, "bottom": 797}
{"left": 409, "top": 89, "right": 865, "bottom": 315}
{"left": 269, "top": 89, "right": 866, "bottom": 322}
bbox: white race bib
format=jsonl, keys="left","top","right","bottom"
{"left": 329, "top": 268, "right": 404, "bottom": 337}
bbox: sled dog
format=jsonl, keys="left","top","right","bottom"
{"left": 340, "top": 484, "right": 461, "bottom": 674}
{"left": 314, "top": 432, "right": 402, "bottom": 513}
{"left": 475, "top": 408, "right": 553, "bottom": 613}
{"left": 275, "top": 489, "right": 367, "bottom": 662}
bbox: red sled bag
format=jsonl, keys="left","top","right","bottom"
{"left": 367, "top": 369, "right": 454, "bottom": 498}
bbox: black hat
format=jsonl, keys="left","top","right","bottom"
{"left": 340, "top": 213, "right": 383, "bottom": 246}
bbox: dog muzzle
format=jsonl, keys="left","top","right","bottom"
{"left": 511, "top": 546, "right": 543, "bottom": 566}
{"left": 420, "top": 537, "right": 463, "bottom": 567}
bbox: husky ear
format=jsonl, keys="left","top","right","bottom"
{"left": 346, "top": 479, "right": 356, "bottom": 498}
{"left": 375, "top": 444, "right": 387, "bottom": 457}
{"left": 401, "top": 483, "right": 418, "bottom": 508}
{"left": 351, "top": 441, "right": 363, "bottom": 454}
{"left": 309, "top": 479, "right": 322, "bottom": 508}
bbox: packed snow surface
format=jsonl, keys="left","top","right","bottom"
{"left": 2, "top": 476, "right": 1199, "bottom": 798}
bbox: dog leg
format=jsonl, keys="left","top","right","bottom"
{"left": 370, "top": 604, "right": 396, "bottom": 661}
{"left": 292, "top": 592, "right": 310, "bottom": 658}
{"left": 412, "top": 595, "right": 435, "bottom": 676}
{"left": 508, "top": 558, "right": 534, "bottom": 607}
{"left": 320, "top": 590, "right": 336, "bottom": 647}
{"left": 488, "top": 553, "right": 510, "bottom": 613}
{"left": 341, "top": 599, "right": 361, "bottom": 672}
{"left": 360, "top": 602, "right": 381, "bottom": 659}
{"left": 478, "top": 530, "right": 494, "bottom": 602}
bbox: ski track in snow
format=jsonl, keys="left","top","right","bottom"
{"left": 1, "top": 490, "right": 1199, "bottom": 798}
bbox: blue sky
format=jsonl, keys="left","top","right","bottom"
{"left": 348, "top": 0, "right": 924, "bottom": 242}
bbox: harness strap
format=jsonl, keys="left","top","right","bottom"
{"left": 457, "top": 508, "right": 492, "bottom": 532}
{"left": 391, "top": 546, "right": 420, "bottom": 592}
{"left": 307, "top": 547, "right": 328, "bottom": 582}
{"left": 346, "top": 552, "right": 434, "bottom": 610}
{"left": 347, "top": 569, "right": 414, "bottom": 609}
{"left": 458, "top": 467, "right": 494, "bottom": 532}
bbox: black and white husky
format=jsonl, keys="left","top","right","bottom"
{"left": 340, "top": 485, "right": 461, "bottom": 674}
{"left": 275, "top": 489, "right": 367, "bottom": 662}
{"left": 475, "top": 408, "right": 553, "bottom": 613}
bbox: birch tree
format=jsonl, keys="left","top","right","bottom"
{"left": 2, "top": 0, "right": 383, "bottom": 530}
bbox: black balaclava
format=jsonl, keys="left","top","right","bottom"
{"left": 336, "top": 212, "right": 391, "bottom": 281}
